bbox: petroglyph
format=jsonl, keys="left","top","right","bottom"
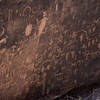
{"left": 25, "top": 24, "right": 32, "bottom": 36}
{"left": 38, "top": 12, "right": 48, "bottom": 37}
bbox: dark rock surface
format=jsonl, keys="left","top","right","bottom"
{"left": 0, "top": 0, "right": 100, "bottom": 100}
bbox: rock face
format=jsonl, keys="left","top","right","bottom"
{"left": 0, "top": 0, "right": 100, "bottom": 100}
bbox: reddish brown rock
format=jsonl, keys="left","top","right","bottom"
{"left": 0, "top": 0, "right": 100, "bottom": 100}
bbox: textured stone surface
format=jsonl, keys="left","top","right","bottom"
{"left": 0, "top": 0, "right": 100, "bottom": 100}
